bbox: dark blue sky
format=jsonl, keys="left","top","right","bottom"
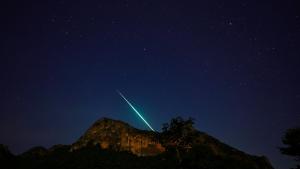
{"left": 0, "top": 1, "right": 299, "bottom": 169}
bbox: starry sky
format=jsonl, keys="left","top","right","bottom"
{"left": 0, "top": 1, "right": 300, "bottom": 169}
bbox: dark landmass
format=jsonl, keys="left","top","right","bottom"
{"left": 0, "top": 117, "right": 274, "bottom": 169}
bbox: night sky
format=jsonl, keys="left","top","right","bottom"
{"left": 1, "top": 1, "right": 300, "bottom": 169}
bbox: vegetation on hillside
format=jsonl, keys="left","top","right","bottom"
{"left": 0, "top": 117, "right": 274, "bottom": 169}
{"left": 280, "top": 128, "right": 300, "bottom": 169}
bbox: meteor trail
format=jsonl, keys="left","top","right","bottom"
{"left": 117, "top": 90, "right": 155, "bottom": 131}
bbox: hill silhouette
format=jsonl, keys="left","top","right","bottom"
{"left": 0, "top": 117, "right": 274, "bottom": 169}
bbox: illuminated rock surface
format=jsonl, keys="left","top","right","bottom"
{"left": 71, "top": 118, "right": 165, "bottom": 156}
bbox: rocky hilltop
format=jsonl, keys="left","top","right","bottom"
{"left": 0, "top": 117, "right": 274, "bottom": 169}
{"left": 71, "top": 118, "right": 165, "bottom": 156}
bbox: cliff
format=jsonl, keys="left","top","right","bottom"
{"left": 71, "top": 118, "right": 165, "bottom": 156}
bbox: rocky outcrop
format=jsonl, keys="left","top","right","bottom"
{"left": 70, "top": 117, "right": 274, "bottom": 169}
{"left": 0, "top": 117, "right": 274, "bottom": 169}
{"left": 71, "top": 118, "right": 165, "bottom": 156}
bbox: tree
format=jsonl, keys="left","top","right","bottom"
{"left": 280, "top": 128, "right": 300, "bottom": 169}
{"left": 160, "top": 116, "right": 197, "bottom": 163}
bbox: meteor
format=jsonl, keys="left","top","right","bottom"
{"left": 117, "top": 90, "right": 155, "bottom": 131}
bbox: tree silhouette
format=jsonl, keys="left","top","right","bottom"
{"left": 280, "top": 128, "right": 300, "bottom": 169}
{"left": 160, "top": 116, "right": 197, "bottom": 163}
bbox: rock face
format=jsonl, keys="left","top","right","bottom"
{"left": 71, "top": 118, "right": 165, "bottom": 156}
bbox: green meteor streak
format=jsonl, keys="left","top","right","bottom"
{"left": 117, "top": 90, "right": 155, "bottom": 131}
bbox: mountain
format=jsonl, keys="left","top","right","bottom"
{"left": 71, "top": 117, "right": 165, "bottom": 156}
{"left": 0, "top": 117, "right": 274, "bottom": 169}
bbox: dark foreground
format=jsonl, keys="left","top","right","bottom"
{"left": 1, "top": 143, "right": 273, "bottom": 169}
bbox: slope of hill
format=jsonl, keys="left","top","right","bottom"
{"left": 0, "top": 117, "right": 274, "bottom": 169}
